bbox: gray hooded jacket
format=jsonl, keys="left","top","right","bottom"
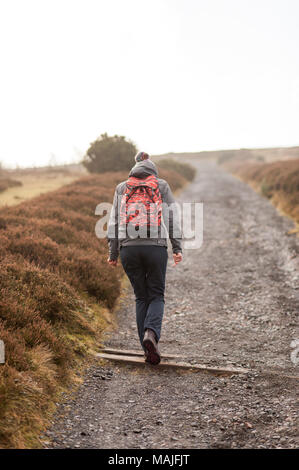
{"left": 107, "top": 160, "right": 182, "bottom": 260}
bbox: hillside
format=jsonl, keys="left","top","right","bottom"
{"left": 154, "top": 146, "right": 299, "bottom": 165}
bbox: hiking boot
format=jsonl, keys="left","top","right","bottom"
{"left": 143, "top": 350, "right": 153, "bottom": 364}
{"left": 143, "top": 329, "right": 161, "bottom": 365}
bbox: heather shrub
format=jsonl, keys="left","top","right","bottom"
{"left": 63, "top": 250, "right": 120, "bottom": 308}
{"left": 0, "top": 165, "right": 188, "bottom": 448}
{"left": 39, "top": 221, "right": 82, "bottom": 246}
{"left": 158, "top": 168, "right": 187, "bottom": 191}
{"left": 0, "top": 174, "right": 124, "bottom": 447}
{"left": 234, "top": 159, "right": 299, "bottom": 224}
{"left": 7, "top": 234, "right": 61, "bottom": 269}
{"left": 157, "top": 159, "right": 196, "bottom": 181}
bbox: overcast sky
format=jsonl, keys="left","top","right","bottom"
{"left": 0, "top": 0, "right": 298, "bottom": 168}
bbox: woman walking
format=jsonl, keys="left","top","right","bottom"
{"left": 107, "top": 152, "right": 182, "bottom": 364}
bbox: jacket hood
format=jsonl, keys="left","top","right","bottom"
{"left": 129, "top": 159, "right": 158, "bottom": 178}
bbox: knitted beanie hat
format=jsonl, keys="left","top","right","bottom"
{"left": 134, "top": 151, "right": 149, "bottom": 163}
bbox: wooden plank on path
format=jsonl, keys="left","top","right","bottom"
{"left": 0, "top": 340, "right": 4, "bottom": 364}
{"left": 100, "top": 347, "right": 181, "bottom": 359}
{"left": 96, "top": 352, "right": 249, "bottom": 376}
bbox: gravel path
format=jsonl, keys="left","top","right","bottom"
{"left": 43, "top": 160, "right": 298, "bottom": 449}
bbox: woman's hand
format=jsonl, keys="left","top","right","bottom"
{"left": 172, "top": 252, "right": 183, "bottom": 266}
{"left": 107, "top": 258, "right": 118, "bottom": 267}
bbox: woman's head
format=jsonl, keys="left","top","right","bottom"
{"left": 134, "top": 151, "right": 149, "bottom": 163}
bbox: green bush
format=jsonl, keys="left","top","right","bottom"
{"left": 82, "top": 133, "right": 137, "bottom": 173}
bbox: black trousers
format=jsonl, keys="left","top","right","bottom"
{"left": 120, "top": 245, "right": 168, "bottom": 346}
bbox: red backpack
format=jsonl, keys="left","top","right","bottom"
{"left": 120, "top": 175, "right": 162, "bottom": 231}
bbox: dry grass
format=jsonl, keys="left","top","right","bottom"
{"left": 0, "top": 176, "right": 22, "bottom": 194}
{"left": 0, "top": 172, "right": 82, "bottom": 207}
{"left": 233, "top": 159, "right": 299, "bottom": 226}
{"left": 0, "top": 166, "right": 187, "bottom": 448}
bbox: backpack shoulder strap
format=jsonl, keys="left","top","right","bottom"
{"left": 144, "top": 186, "right": 157, "bottom": 204}
{"left": 126, "top": 186, "right": 139, "bottom": 202}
